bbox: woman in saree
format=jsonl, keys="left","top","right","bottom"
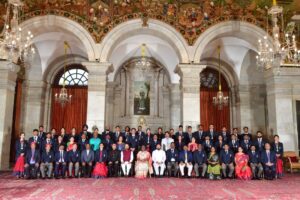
{"left": 235, "top": 146, "right": 252, "bottom": 180}
{"left": 188, "top": 137, "right": 198, "bottom": 152}
{"left": 272, "top": 135, "right": 284, "bottom": 178}
{"left": 207, "top": 146, "right": 221, "bottom": 180}
{"left": 93, "top": 143, "right": 108, "bottom": 178}
{"left": 135, "top": 145, "right": 153, "bottom": 179}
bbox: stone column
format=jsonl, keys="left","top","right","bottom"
{"left": 0, "top": 61, "right": 18, "bottom": 170}
{"left": 82, "top": 62, "right": 113, "bottom": 132}
{"left": 264, "top": 67, "right": 300, "bottom": 151}
{"left": 169, "top": 83, "right": 181, "bottom": 129}
{"left": 175, "top": 64, "right": 206, "bottom": 130}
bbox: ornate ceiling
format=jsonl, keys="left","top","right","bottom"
{"left": 0, "top": 0, "right": 299, "bottom": 45}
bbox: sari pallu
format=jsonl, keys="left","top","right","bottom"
{"left": 235, "top": 153, "right": 252, "bottom": 180}
{"left": 93, "top": 162, "right": 108, "bottom": 178}
{"left": 207, "top": 153, "right": 221, "bottom": 179}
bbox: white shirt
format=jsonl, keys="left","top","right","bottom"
{"left": 161, "top": 137, "right": 174, "bottom": 151}
{"left": 152, "top": 149, "right": 166, "bottom": 163}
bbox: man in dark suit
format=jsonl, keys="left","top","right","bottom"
{"left": 228, "top": 134, "right": 239, "bottom": 153}
{"left": 142, "top": 128, "right": 152, "bottom": 147}
{"left": 81, "top": 143, "right": 94, "bottom": 178}
{"left": 103, "top": 134, "right": 113, "bottom": 152}
{"left": 253, "top": 131, "right": 266, "bottom": 153}
{"left": 67, "top": 143, "right": 80, "bottom": 178}
{"left": 41, "top": 132, "right": 55, "bottom": 152}
{"left": 80, "top": 124, "right": 92, "bottom": 140}
{"left": 54, "top": 144, "right": 67, "bottom": 179}
{"left": 202, "top": 135, "right": 213, "bottom": 154}
{"left": 206, "top": 124, "right": 218, "bottom": 142}
{"left": 186, "top": 126, "right": 193, "bottom": 144}
{"left": 241, "top": 126, "right": 252, "bottom": 141}
{"left": 175, "top": 125, "right": 187, "bottom": 142}
{"left": 137, "top": 126, "right": 145, "bottom": 140}
{"left": 166, "top": 142, "right": 179, "bottom": 177}
{"left": 40, "top": 144, "right": 54, "bottom": 179}
{"left": 78, "top": 133, "right": 89, "bottom": 151}
{"left": 240, "top": 135, "right": 252, "bottom": 152}
{"left": 193, "top": 144, "right": 207, "bottom": 178}
{"left": 24, "top": 142, "right": 40, "bottom": 179}
{"left": 193, "top": 124, "right": 205, "bottom": 144}
{"left": 112, "top": 125, "right": 123, "bottom": 143}
{"left": 220, "top": 144, "right": 234, "bottom": 178}
{"left": 150, "top": 134, "right": 160, "bottom": 152}
{"left": 38, "top": 125, "right": 46, "bottom": 140}
{"left": 248, "top": 145, "right": 263, "bottom": 179}
{"left": 219, "top": 126, "right": 230, "bottom": 143}
{"left": 28, "top": 129, "right": 42, "bottom": 150}
{"left": 261, "top": 143, "right": 277, "bottom": 180}
{"left": 178, "top": 145, "right": 193, "bottom": 177}
{"left": 127, "top": 128, "right": 139, "bottom": 153}
{"left": 108, "top": 144, "right": 120, "bottom": 177}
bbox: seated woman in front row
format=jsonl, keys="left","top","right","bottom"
{"left": 135, "top": 145, "right": 153, "bottom": 179}
{"left": 235, "top": 146, "right": 252, "bottom": 180}
{"left": 207, "top": 146, "right": 221, "bottom": 180}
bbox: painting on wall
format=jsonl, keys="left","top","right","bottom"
{"left": 134, "top": 81, "right": 150, "bottom": 115}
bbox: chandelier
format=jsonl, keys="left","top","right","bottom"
{"left": 256, "top": 0, "right": 300, "bottom": 72}
{"left": 213, "top": 46, "right": 229, "bottom": 110}
{"left": 135, "top": 43, "right": 152, "bottom": 73}
{"left": 0, "top": 0, "right": 35, "bottom": 66}
{"left": 54, "top": 41, "right": 72, "bottom": 107}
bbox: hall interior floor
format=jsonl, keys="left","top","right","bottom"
{"left": 0, "top": 172, "right": 299, "bottom": 200}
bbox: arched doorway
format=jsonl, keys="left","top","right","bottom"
{"left": 200, "top": 67, "right": 230, "bottom": 131}
{"left": 50, "top": 64, "right": 88, "bottom": 133}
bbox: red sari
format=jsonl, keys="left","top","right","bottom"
{"left": 235, "top": 153, "right": 252, "bottom": 180}
{"left": 13, "top": 155, "right": 25, "bottom": 176}
{"left": 92, "top": 151, "right": 108, "bottom": 178}
{"left": 276, "top": 158, "right": 283, "bottom": 175}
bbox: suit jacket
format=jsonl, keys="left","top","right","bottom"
{"left": 218, "top": 132, "right": 230, "bottom": 143}
{"left": 248, "top": 150, "right": 261, "bottom": 164}
{"left": 28, "top": 136, "right": 42, "bottom": 150}
{"left": 112, "top": 132, "right": 123, "bottom": 143}
{"left": 261, "top": 150, "right": 277, "bottom": 165}
{"left": 178, "top": 151, "right": 193, "bottom": 163}
{"left": 185, "top": 132, "right": 194, "bottom": 144}
{"left": 78, "top": 139, "right": 89, "bottom": 151}
{"left": 193, "top": 150, "right": 207, "bottom": 165}
{"left": 150, "top": 140, "right": 161, "bottom": 152}
{"left": 166, "top": 149, "right": 179, "bottom": 162}
{"left": 202, "top": 140, "right": 213, "bottom": 153}
{"left": 81, "top": 149, "right": 95, "bottom": 163}
{"left": 175, "top": 141, "right": 185, "bottom": 152}
{"left": 205, "top": 130, "right": 218, "bottom": 141}
{"left": 41, "top": 150, "right": 54, "bottom": 163}
{"left": 175, "top": 131, "right": 187, "bottom": 141}
{"left": 192, "top": 131, "right": 205, "bottom": 144}
{"left": 220, "top": 150, "right": 234, "bottom": 164}
{"left": 41, "top": 138, "right": 55, "bottom": 152}
{"left": 142, "top": 135, "right": 153, "bottom": 146}
{"left": 68, "top": 150, "right": 81, "bottom": 163}
{"left": 103, "top": 139, "right": 113, "bottom": 151}
{"left": 38, "top": 131, "right": 46, "bottom": 140}
{"left": 53, "top": 141, "right": 66, "bottom": 152}
{"left": 108, "top": 150, "right": 120, "bottom": 162}
{"left": 272, "top": 142, "right": 284, "bottom": 158}
{"left": 128, "top": 135, "right": 139, "bottom": 149}
{"left": 55, "top": 150, "right": 68, "bottom": 163}
{"left": 214, "top": 140, "right": 225, "bottom": 153}
{"left": 252, "top": 138, "right": 266, "bottom": 152}
{"left": 240, "top": 140, "right": 252, "bottom": 152}
{"left": 228, "top": 139, "right": 239, "bottom": 152}
{"left": 94, "top": 149, "right": 108, "bottom": 162}
{"left": 25, "top": 149, "right": 41, "bottom": 164}
{"left": 15, "top": 140, "right": 28, "bottom": 158}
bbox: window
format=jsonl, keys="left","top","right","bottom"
{"left": 58, "top": 68, "right": 88, "bottom": 86}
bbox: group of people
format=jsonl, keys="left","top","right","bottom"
{"left": 13, "top": 124, "right": 284, "bottom": 180}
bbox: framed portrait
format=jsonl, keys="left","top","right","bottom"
{"left": 134, "top": 81, "right": 150, "bottom": 115}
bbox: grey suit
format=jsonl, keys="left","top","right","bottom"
{"left": 81, "top": 150, "right": 94, "bottom": 177}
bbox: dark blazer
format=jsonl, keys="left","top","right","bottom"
{"left": 193, "top": 150, "right": 207, "bottom": 165}
{"left": 205, "top": 130, "right": 218, "bottom": 141}
{"left": 53, "top": 141, "right": 66, "bottom": 152}
{"left": 192, "top": 131, "right": 205, "bottom": 144}
{"left": 248, "top": 150, "right": 261, "bottom": 164}
{"left": 25, "top": 149, "right": 41, "bottom": 164}
{"left": 252, "top": 138, "right": 266, "bottom": 152}
{"left": 68, "top": 134, "right": 80, "bottom": 143}
{"left": 261, "top": 150, "right": 277, "bottom": 165}
{"left": 112, "top": 132, "right": 123, "bottom": 143}
{"left": 228, "top": 139, "right": 239, "bottom": 152}
{"left": 80, "top": 131, "right": 92, "bottom": 140}
{"left": 54, "top": 150, "right": 67, "bottom": 163}
{"left": 166, "top": 149, "right": 179, "bottom": 162}
{"left": 202, "top": 140, "right": 213, "bottom": 153}
{"left": 78, "top": 139, "right": 89, "bottom": 151}
{"left": 28, "top": 136, "right": 42, "bottom": 150}
{"left": 15, "top": 140, "right": 28, "bottom": 158}
{"left": 81, "top": 149, "right": 95, "bottom": 163}
{"left": 175, "top": 141, "right": 185, "bottom": 152}
{"left": 103, "top": 139, "right": 113, "bottom": 151}
{"left": 41, "top": 138, "right": 55, "bottom": 152}
{"left": 214, "top": 140, "right": 225, "bottom": 153}
{"left": 60, "top": 134, "right": 69, "bottom": 144}
{"left": 150, "top": 140, "right": 161, "bottom": 152}
{"left": 38, "top": 131, "right": 46, "bottom": 140}
{"left": 68, "top": 150, "right": 81, "bottom": 163}
{"left": 240, "top": 133, "right": 252, "bottom": 141}
{"left": 94, "top": 149, "right": 108, "bottom": 162}
{"left": 272, "top": 142, "right": 284, "bottom": 158}
{"left": 127, "top": 135, "right": 139, "bottom": 149}
{"left": 108, "top": 150, "right": 120, "bottom": 162}
{"left": 220, "top": 150, "right": 234, "bottom": 164}
{"left": 142, "top": 135, "right": 153, "bottom": 146}
{"left": 218, "top": 132, "right": 230, "bottom": 143}
{"left": 240, "top": 140, "right": 252, "bottom": 152}
{"left": 41, "top": 151, "right": 54, "bottom": 163}
{"left": 178, "top": 151, "right": 193, "bottom": 163}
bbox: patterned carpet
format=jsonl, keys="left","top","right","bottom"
{"left": 1, "top": 172, "right": 300, "bottom": 200}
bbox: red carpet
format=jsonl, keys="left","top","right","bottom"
{"left": 1, "top": 173, "right": 300, "bottom": 200}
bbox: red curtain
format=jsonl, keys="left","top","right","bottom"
{"left": 51, "top": 86, "right": 88, "bottom": 133}
{"left": 10, "top": 79, "right": 23, "bottom": 162}
{"left": 200, "top": 68, "right": 230, "bottom": 132}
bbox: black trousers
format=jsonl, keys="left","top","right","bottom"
{"left": 82, "top": 162, "right": 93, "bottom": 177}
{"left": 25, "top": 164, "right": 39, "bottom": 178}
{"left": 108, "top": 161, "right": 119, "bottom": 177}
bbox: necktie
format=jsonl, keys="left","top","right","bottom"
{"left": 267, "top": 151, "right": 270, "bottom": 163}
{"left": 185, "top": 152, "right": 187, "bottom": 162}
{"left": 31, "top": 150, "right": 35, "bottom": 162}
{"left": 60, "top": 151, "right": 63, "bottom": 161}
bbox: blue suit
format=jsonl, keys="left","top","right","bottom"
{"left": 68, "top": 150, "right": 81, "bottom": 163}
{"left": 41, "top": 151, "right": 54, "bottom": 163}
{"left": 15, "top": 140, "right": 28, "bottom": 160}
{"left": 261, "top": 150, "right": 277, "bottom": 180}
{"left": 193, "top": 150, "right": 207, "bottom": 165}
{"left": 24, "top": 149, "right": 40, "bottom": 178}
{"left": 240, "top": 140, "right": 252, "bottom": 152}
{"left": 166, "top": 149, "right": 179, "bottom": 162}
{"left": 94, "top": 149, "right": 108, "bottom": 162}
{"left": 54, "top": 150, "right": 67, "bottom": 177}
{"left": 220, "top": 150, "right": 234, "bottom": 164}
{"left": 248, "top": 150, "right": 261, "bottom": 164}
{"left": 272, "top": 142, "right": 284, "bottom": 158}
{"left": 252, "top": 138, "right": 266, "bottom": 152}
{"left": 178, "top": 151, "right": 193, "bottom": 163}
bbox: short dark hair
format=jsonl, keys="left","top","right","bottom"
{"left": 33, "top": 129, "right": 38, "bottom": 132}
{"left": 179, "top": 125, "right": 183, "bottom": 128}
{"left": 39, "top": 125, "right": 44, "bottom": 128}
{"left": 274, "top": 135, "right": 279, "bottom": 138}
{"left": 188, "top": 126, "right": 192, "bottom": 129}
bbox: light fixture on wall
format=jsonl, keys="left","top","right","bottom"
{"left": 0, "top": 0, "right": 35, "bottom": 67}
{"left": 55, "top": 41, "right": 72, "bottom": 107}
{"left": 212, "top": 46, "right": 229, "bottom": 110}
{"left": 256, "top": 0, "right": 300, "bottom": 72}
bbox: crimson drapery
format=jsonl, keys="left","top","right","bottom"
{"left": 51, "top": 86, "right": 88, "bottom": 133}
{"left": 200, "top": 68, "right": 230, "bottom": 132}
{"left": 10, "top": 79, "right": 23, "bottom": 162}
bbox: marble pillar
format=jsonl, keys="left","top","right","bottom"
{"left": 265, "top": 68, "right": 300, "bottom": 151}
{"left": 175, "top": 64, "right": 206, "bottom": 130}
{"left": 0, "top": 61, "right": 18, "bottom": 170}
{"left": 82, "top": 62, "right": 113, "bottom": 132}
